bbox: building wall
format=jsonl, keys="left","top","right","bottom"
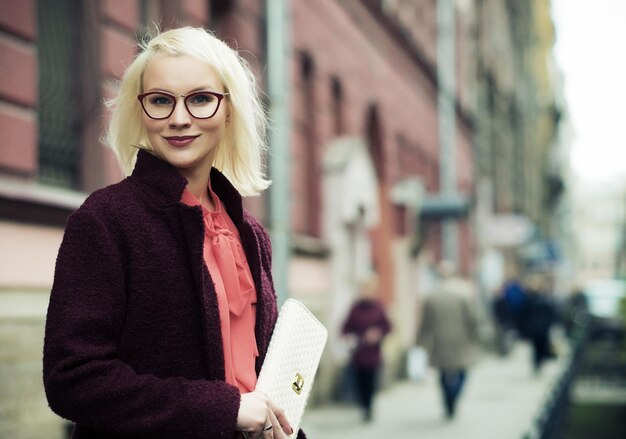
{"left": 487, "top": 0, "right": 559, "bottom": 226}
{"left": 287, "top": 0, "right": 477, "bottom": 399}
{"left": 472, "top": 0, "right": 563, "bottom": 284}
{"left": 572, "top": 182, "right": 626, "bottom": 282}
{"left": 0, "top": 1, "right": 63, "bottom": 436}
{"left": 0, "top": 0, "right": 37, "bottom": 176}
{"left": 289, "top": 0, "right": 475, "bottom": 256}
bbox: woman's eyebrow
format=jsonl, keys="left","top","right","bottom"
{"left": 144, "top": 85, "right": 222, "bottom": 94}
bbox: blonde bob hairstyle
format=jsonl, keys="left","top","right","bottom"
{"left": 106, "top": 26, "right": 270, "bottom": 196}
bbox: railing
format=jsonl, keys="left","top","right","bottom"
{"left": 522, "top": 319, "right": 590, "bottom": 439}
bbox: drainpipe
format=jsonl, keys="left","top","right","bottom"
{"left": 437, "top": 0, "right": 459, "bottom": 263}
{"left": 266, "top": 0, "right": 291, "bottom": 305}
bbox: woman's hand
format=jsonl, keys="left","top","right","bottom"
{"left": 237, "top": 390, "right": 293, "bottom": 438}
{"left": 364, "top": 327, "right": 383, "bottom": 344}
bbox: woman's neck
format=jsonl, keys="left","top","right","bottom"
{"left": 182, "top": 168, "right": 214, "bottom": 211}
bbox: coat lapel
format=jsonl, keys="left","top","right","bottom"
{"left": 178, "top": 205, "right": 227, "bottom": 380}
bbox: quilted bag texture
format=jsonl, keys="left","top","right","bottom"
{"left": 256, "top": 299, "right": 328, "bottom": 437}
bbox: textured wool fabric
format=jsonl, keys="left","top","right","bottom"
{"left": 43, "top": 150, "right": 304, "bottom": 438}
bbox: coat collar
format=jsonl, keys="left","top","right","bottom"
{"left": 129, "top": 149, "right": 244, "bottom": 224}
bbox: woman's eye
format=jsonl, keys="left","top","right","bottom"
{"left": 150, "top": 95, "right": 174, "bottom": 106}
{"left": 188, "top": 93, "right": 216, "bottom": 105}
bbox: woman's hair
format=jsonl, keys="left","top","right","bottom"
{"left": 105, "top": 26, "right": 270, "bottom": 196}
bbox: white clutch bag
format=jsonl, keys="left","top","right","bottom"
{"left": 256, "top": 299, "right": 328, "bottom": 437}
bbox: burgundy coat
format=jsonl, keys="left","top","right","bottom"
{"left": 44, "top": 150, "right": 297, "bottom": 438}
{"left": 341, "top": 299, "right": 391, "bottom": 369}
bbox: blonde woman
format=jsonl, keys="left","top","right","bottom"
{"left": 44, "top": 27, "right": 296, "bottom": 439}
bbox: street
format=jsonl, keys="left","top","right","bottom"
{"left": 301, "top": 342, "right": 566, "bottom": 438}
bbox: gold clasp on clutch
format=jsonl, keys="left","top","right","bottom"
{"left": 292, "top": 372, "right": 304, "bottom": 395}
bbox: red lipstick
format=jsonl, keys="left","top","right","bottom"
{"left": 164, "top": 135, "right": 199, "bottom": 147}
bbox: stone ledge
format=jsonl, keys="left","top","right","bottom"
{"left": 0, "top": 291, "right": 49, "bottom": 319}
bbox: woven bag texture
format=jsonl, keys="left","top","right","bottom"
{"left": 256, "top": 299, "right": 328, "bottom": 437}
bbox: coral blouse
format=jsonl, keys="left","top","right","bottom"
{"left": 181, "top": 185, "right": 259, "bottom": 392}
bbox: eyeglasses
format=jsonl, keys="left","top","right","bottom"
{"left": 137, "top": 90, "right": 229, "bottom": 120}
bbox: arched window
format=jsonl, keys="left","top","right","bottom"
{"left": 330, "top": 76, "right": 344, "bottom": 135}
{"left": 366, "top": 104, "right": 385, "bottom": 181}
{"left": 298, "top": 52, "right": 320, "bottom": 236}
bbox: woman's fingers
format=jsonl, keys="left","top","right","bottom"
{"left": 269, "top": 399, "right": 293, "bottom": 436}
{"left": 264, "top": 409, "right": 283, "bottom": 438}
{"left": 237, "top": 391, "right": 293, "bottom": 438}
{"left": 237, "top": 391, "right": 270, "bottom": 438}
{"left": 261, "top": 422, "right": 274, "bottom": 438}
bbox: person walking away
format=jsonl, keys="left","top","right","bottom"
{"left": 341, "top": 274, "right": 392, "bottom": 422}
{"left": 519, "top": 272, "right": 558, "bottom": 374}
{"left": 502, "top": 278, "right": 527, "bottom": 335}
{"left": 492, "top": 285, "right": 515, "bottom": 356}
{"left": 417, "top": 260, "right": 480, "bottom": 419}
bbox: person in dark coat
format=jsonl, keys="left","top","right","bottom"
{"left": 519, "top": 273, "right": 558, "bottom": 374}
{"left": 341, "top": 274, "right": 392, "bottom": 422}
{"left": 501, "top": 278, "right": 527, "bottom": 333}
{"left": 43, "top": 27, "right": 297, "bottom": 439}
{"left": 492, "top": 278, "right": 527, "bottom": 355}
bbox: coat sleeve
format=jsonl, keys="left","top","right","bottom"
{"left": 416, "top": 299, "right": 433, "bottom": 349}
{"left": 462, "top": 296, "right": 480, "bottom": 342}
{"left": 43, "top": 208, "right": 241, "bottom": 438}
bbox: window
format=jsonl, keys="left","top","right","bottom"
{"left": 330, "top": 76, "right": 344, "bottom": 135}
{"left": 37, "top": 0, "right": 81, "bottom": 188}
{"left": 299, "top": 53, "right": 320, "bottom": 236}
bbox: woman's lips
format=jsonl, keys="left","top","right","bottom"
{"left": 164, "top": 135, "right": 199, "bottom": 147}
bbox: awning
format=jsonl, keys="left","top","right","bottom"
{"left": 420, "top": 194, "right": 471, "bottom": 219}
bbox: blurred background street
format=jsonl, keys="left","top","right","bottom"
{"left": 1, "top": 0, "right": 625, "bottom": 438}
{"left": 302, "top": 341, "right": 566, "bottom": 439}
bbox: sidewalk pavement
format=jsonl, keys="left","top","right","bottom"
{"left": 300, "top": 342, "right": 567, "bottom": 439}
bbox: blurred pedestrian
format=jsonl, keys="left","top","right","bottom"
{"left": 43, "top": 27, "right": 296, "bottom": 438}
{"left": 519, "top": 272, "right": 558, "bottom": 374}
{"left": 502, "top": 278, "right": 527, "bottom": 333}
{"left": 492, "top": 287, "right": 515, "bottom": 355}
{"left": 341, "top": 274, "right": 392, "bottom": 422}
{"left": 417, "top": 260, "right": 480, "bottom": 419}
{"left": 563, "top": 286, "right": 589, "bottom": 340}
{"left": 490, "top": 277, "right": 528, "bottom": 356}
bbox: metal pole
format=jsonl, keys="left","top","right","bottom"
{"left": 437, "top": 0, "right": 459, "bottom": 262}
{"left": 266, "top": 0, "right": 291, "bottom": 305}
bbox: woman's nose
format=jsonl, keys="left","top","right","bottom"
{"left": 168, "top": 100, "right": 192, "bottom": 128}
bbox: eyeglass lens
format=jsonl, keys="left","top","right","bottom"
{"left": 141, "top": 92, "right": 222, "bottom": 119}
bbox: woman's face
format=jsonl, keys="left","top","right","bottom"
{"left": 141, "top": 54, "right": 229, "bottom": 178}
